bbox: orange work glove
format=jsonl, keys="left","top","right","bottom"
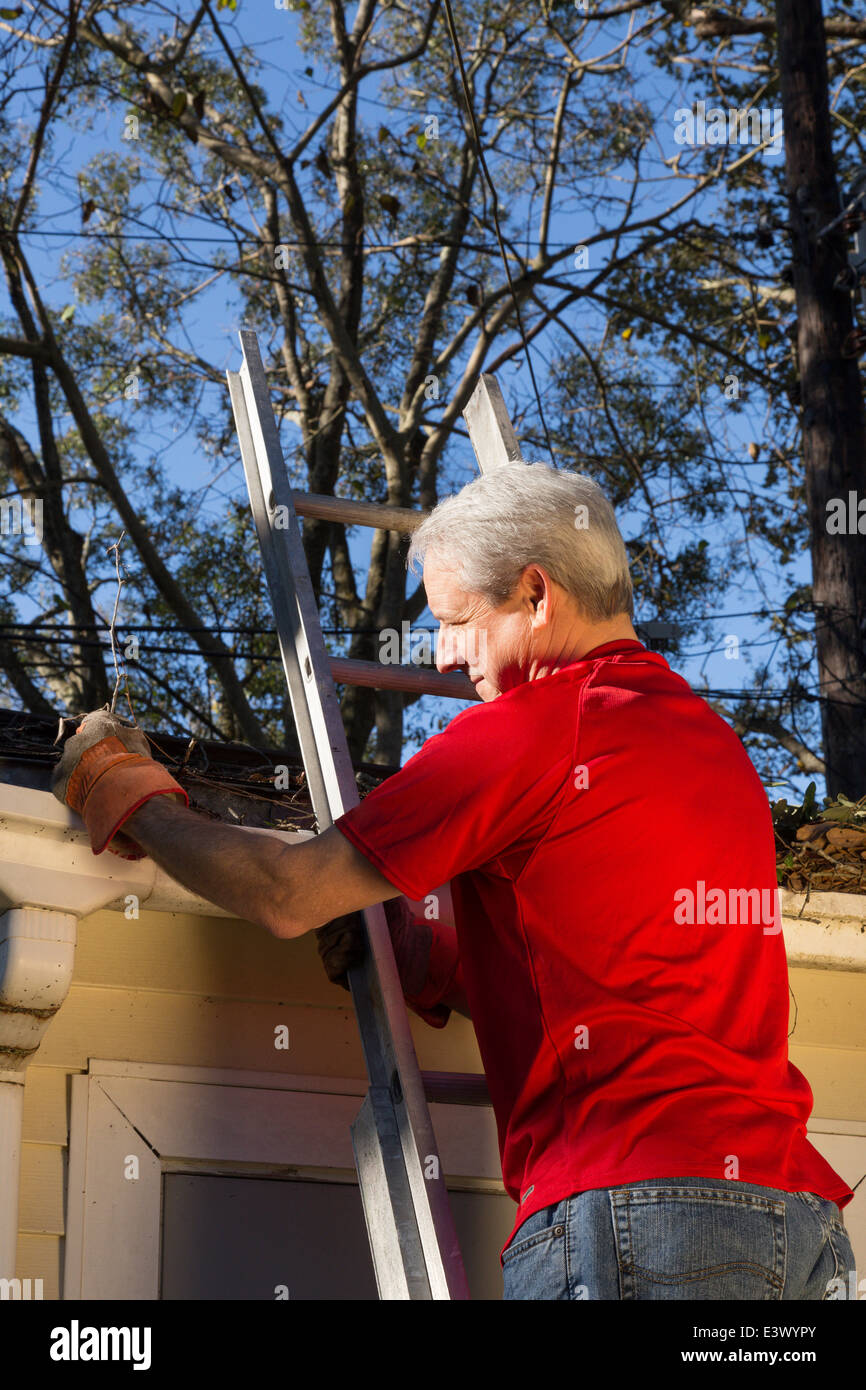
{"left": 51, "top": 708, "right": 188, "bottom": 860}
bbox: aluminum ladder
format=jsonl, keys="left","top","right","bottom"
{"left": 226, "top": 330, "right": 512, "bottom": 1299}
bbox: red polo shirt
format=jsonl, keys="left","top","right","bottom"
{"left": 334, "top": 640, "right": 854, "bottom": 1260}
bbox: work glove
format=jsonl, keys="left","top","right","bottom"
{"left": 316, "top": 896, "right": 432, "bottom": 997}
{"left": 51, "top": 707, "right": 188, "bottom": 860}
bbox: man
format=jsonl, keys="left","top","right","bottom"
{"left": 53, "top": 461, "right": 855, "bottom": 1301}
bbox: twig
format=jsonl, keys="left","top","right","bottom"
{"left": 106, "top": 531, "right": 136, "bottom": 722}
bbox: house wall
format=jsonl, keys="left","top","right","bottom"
{"left": 787, "top": 965, "right": 866, "bottom": 1118}
{"left": 14, "top": 907, "right": 866, "bottom": 1299}
{"left": 15, "top": 905, "right": 486, "bottom": 1299}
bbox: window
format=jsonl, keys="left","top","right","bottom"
{"left": 64, "top": 1061, "right": 513, "bottom": 1300}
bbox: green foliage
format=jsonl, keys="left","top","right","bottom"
{"left": 0, "top": 0, "right": 862, "bottom": 776}
{"left": 770, "top": 780, "right": 819, "bottom": 837}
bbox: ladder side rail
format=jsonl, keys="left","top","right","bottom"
{"left": 228, "top": 332, "right": 469, "bottom": 1300}
{"left": 463, "top": 374, "right": 524, "bottom": 473}
{"left": 227, "top": 365, "right": 438, "bottom": 1299}
{"left": 231, "top": 371, "right": 440, "bottom": 1299}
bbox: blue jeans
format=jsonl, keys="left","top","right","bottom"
{"left": 501, "top": 1177, "right": 857, "bottom": 1300}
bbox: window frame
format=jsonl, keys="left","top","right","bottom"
{"left": 62, "top": 1059, "right": 505, "bottom": 1300}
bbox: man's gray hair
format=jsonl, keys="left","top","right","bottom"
{"left": 406, "top": 460, "right": 634, "bottom": 622}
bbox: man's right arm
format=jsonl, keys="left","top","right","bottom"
{"left": 316, "top": 885, "right": 472, "bottom": 1023}
{"left": 440, "top": 976, "right": 472, "bottom": 1021}
{"left": 404, "top": 881, "right": 472, "bottom": 1021}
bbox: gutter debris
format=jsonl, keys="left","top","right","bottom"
{"left": 3, "top": 711, "right": 866, "bottom": 896}
{"left": 0, "top": 708, "right": 398, "bottom": 833}
{"left": 773, "top": 784, "right": 866, "bottom": 895}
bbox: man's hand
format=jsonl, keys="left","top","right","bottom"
{"left": 51, "top": 707, "right": 188, "bottom": 860}
{"left": 316, "top": 897, "right": 432, "bottom": 995}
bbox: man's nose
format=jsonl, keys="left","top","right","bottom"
{"left": 435, "top": 627, "right": 461, "bottom": 674}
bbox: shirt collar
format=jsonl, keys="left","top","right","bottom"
{"left": 574, "top": 638, "right": 648, "bottom": 663}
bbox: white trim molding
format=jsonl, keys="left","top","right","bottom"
{"left": 780, "top": 889, "right": 866, "bottom": 971}
{"left": 1, "top": 783, "right": 864, "bottom": 965}
{"left": 63, "top": 1060, "right": 506, "bottom": 1300}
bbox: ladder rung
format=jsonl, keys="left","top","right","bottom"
{"left": 330, "top": 657, "right": 479, "bottom": 701}
{"left": 421, "top": 1072, "right": 491, "bottom": 1107}
{"left": 293, "top": 490, "right": 428, "bottom": 533}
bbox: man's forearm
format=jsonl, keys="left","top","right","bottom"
{"left": 125, "top": 797, "right": 293, "bottom": 934}
{"left": 123, "top": 799, "right": 473, "bottom": 1012}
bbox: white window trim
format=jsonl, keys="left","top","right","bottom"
{"left": 63, "top": 1060, "right": 506, "bottom": 1301}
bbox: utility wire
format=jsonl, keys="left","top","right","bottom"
{"left": 2, "top": 630, "right": 860, "bottom": 706}
{"left": 5, "top": 227, "right": 588, "bottom": 249}
{"left": 0, "top": 602, "right": 840, "bottom": 635}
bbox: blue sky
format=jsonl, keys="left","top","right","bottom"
{"left": 2, "top": 2, "right": 823, "bottom": 794}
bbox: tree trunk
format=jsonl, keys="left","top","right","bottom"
{"left": 777, "top": 0, "right": 866, "bottom": 796}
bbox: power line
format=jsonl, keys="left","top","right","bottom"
{"left": 6, "top": 226, "right": 588, "bottom": 250}
{"left": 0, "top": 613, "right": 817, "bottom": 637}
{"left": 0, "top": 626, "right": 859, "bottom": 707}
{"left": 0, "top": 603, "right": 832, "bottom": 636}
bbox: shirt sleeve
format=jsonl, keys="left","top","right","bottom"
{"left": 334, "top": 694, "right": 572, "bottom": 901}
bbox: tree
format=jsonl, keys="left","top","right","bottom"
{"left": 0, "top": 1, "right": 863, "bottom": 791}
{"left": 678, "top": 6, "right": 866, "bottom": 793}
{"left": 623, "top": 0, "right": 866, "bottom": 793}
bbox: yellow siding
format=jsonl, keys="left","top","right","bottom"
{"left": 21, "top": 1067, "right": 69, "bottom": 1146}
{"left": 34, "top": 983, "right": 478, "bottom": 1074}
{"left": 789, "top": 1045, "right": 866, "bottom": 1121}
{"left": 13, "top": 909, "right": 866, "bottom": 1299}
{"left": 788, "top": 965, "right": 866, "bottom": 1050}
{"left": 19, "top": 1145, "right": 65, "bottom": 1234}
{"left": 14, "top": 906, "right": 484, "bottom": 1298}
{"left": 14, "top": 1234, "right": 61, "bottom": 1302}
{"left": 785, "top": 966, "right": 866, "bottom": 1119}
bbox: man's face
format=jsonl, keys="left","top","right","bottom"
{"left": 423, "top": 553, "right": 534, "bottom": 701}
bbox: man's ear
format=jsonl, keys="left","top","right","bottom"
{"left": 527, "top": 563, "right": 551, "bottom": 614}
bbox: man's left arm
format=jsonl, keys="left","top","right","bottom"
{"left": 125, "top": 797, "right": 403, "bottom": 938}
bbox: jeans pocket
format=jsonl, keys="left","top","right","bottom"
{"left": 794, "top": 1192, "right": 858, "bottom": 1299}
{"left": 501, "top": 1207, "right": 566, "bottom": 1267}
{"left": 610, "top": 1184, "right": 786, "bottom": 1301}
{"left": 501, "top": 1205, "right": 569, "bottom": 1301}
{"left": 824, "top": 1226, "right": 857, "bottom": 1299}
